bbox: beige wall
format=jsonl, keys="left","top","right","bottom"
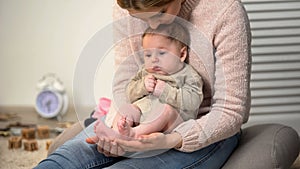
{"left": 0, "top": 0, "right": 114, "bottom": 108}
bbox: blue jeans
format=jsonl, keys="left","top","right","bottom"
{"left": 35, "top": 122, "right": 240, "bottom": 169}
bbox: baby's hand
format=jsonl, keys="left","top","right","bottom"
{"left": 144, "top": 74, "right": 156, "bottom": 93}
{"left": 153, "top": 79, "right": 166, "bottom": 97}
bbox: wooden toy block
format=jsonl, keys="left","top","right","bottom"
{"left": 23, "top": 139, "right": 38, "bottom": 151}
{"left": 8, "top": 136, "right": 22, "bottom": 149}
{"left": 46, "top": 140, "right": 52, "bottom": 150}
{"left": 37, "top": 125, "right": 50, "bottom": 139}
{"left": 21, "top": 127, "right": 36, "bottom": 139}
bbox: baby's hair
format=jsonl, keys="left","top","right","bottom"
{"left": 142, "top": 22, "right": 191, "bottom": 62}
{"left": 117, "top": 0, "right": 174, "bottom": 10}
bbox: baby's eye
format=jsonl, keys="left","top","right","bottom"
{"left": 158, "top": 49, "right": 167, "bottom": 55}
{"left": 144, "top": 53, "right": 151, "bottom": 57}
{"left": 159, "top": 51, "right": 166, "bottom": 55}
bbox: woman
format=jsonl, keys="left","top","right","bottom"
{"left": 36, "top": 0, "right": 251, "bottom": 168}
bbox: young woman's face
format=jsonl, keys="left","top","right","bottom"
{"left": 143, "top": 34, "right": 186, "bottom": 75}
{"left": 128, "top": 0, "right": 183, "bottom": 29}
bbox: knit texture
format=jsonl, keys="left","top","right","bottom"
{"left": 105, "top": 0, "right": 252, "bottom": 152}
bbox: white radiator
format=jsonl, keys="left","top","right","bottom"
{"left": 241, "top": 0, "right": 300, "bottom": 133}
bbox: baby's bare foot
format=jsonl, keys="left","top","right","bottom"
{"left": 117, "top": 116, "right": 133, "bottom": 137}
{"left": 118, "top": 117, "right": 130, "bottom": 136}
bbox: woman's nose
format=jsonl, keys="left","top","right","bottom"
{"left": 148, "top": 19, "right": 160, "bottom": 29}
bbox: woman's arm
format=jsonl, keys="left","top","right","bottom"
{"left": 115, "top": 132, "right": 183, "bottom": 152}
{"left": 173, "top": 1, "right": 252, "bottom": 152}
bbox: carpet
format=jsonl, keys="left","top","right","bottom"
{"left": 0, "top": 138, "right": 52, "bottom": 169}
{"left": 1, "top": 137, "right": 300, "bottom": 169}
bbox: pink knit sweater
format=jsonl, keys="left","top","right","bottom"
{"left": 105, "top": 0, "right": 252, "bottom": 152}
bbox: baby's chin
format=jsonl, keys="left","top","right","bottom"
{"left": 146, "top": 68, "right": 168, "bottom": 75}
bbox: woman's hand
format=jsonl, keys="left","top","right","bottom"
{"left": 86, "top": 118, "right": 126, "bottom": 157}
{"left": 115, "top": 132, "right": 182, "bottom": 152}
{"left": 87, "top": 118, "right": 182, "bottom": 156}
{"left": 87, "top": 136, "right": 125, "bottom": 157}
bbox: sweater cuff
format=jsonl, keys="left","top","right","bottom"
{"left": 173, "top": 119, "right": 204, "bottom": 152}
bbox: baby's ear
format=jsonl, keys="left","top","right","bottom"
{"left": 180, "top": 46, "right": 188, "bottom": 62}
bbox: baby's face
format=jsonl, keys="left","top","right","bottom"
{"left": 142, "top": 34, "right": 185, "bottom": 75}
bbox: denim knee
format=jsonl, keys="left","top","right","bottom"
{"left": 35, "top": 139, "right": 98, "bottom": 169}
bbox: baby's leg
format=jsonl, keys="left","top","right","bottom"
{"left": 129, "top": 104, "right": 183, "bottom": 138}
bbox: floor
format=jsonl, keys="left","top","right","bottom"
{"left": 0, "top": 107, "right": 79, "bottom": 169}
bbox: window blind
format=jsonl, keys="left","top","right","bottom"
{"left": 242, "top": 0, "right": 300, "bottom": 115}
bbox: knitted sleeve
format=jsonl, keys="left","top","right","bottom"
{"left": 173, "top": 1, "right": 252, "bottom": 152}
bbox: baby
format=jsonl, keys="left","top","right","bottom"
{"left": 114, "top": 22, "right": 203, "bottom": 138}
